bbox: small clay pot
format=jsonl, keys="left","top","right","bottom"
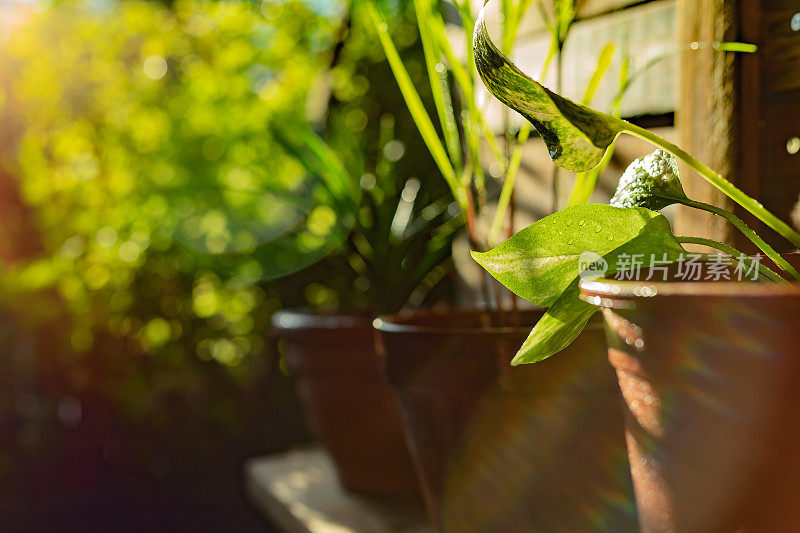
{"left": 272, "top": 310, "right": 418, "bottom": 496}
{"left": 374, "top": 309, "right": 636, "bottom": 531}
{"left": 581, "top": 261, "right": 800, "bottom": 532}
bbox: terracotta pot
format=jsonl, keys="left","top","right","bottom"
{"left": 271, "top": 311, "right": 418, "bottom": 496}
{"left": 374, "top": 309, "right": 636, "bottom": 531}
{"left": 581, "top": 265, "right": 800, "bottom": 532}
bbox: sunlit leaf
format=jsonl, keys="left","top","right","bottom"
{"left": 472, "top": 204, "right": 671, "bottom": 307}
{"left": 511, "top": 227, "right": 685, "bottom": 364}
{"left": 473, "top": 5, "right": 623, "bottom": 172}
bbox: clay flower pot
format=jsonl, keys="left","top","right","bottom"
{"left": 580, "top": 265, "right": 800, "bottom": 532}
{"left": 272, "top": 310, "right": 418, "bottom": 496}
{"left": 374, "top": 309, "right": 636, "bottom": 531}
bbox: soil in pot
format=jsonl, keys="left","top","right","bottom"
{"left": 580, "top": 256, "right": 800, "bottom": 533}
{"left": 272, "top": 310, "right": 419, "bottom": 496}
{"left": 374, "top": 309, "right": 637, "bottom": 531}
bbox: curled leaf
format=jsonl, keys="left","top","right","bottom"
{"left": 473, "top": 3, "right": 623, "bottom": 171}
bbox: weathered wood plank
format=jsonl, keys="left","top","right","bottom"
{"left": 735, "top": 0, "right": 765, "bottom": 248}
{"left": 673, "top": 0, "right": 737, "bottom": 244}
{"left": 760, "top": 90, "right": 800, "bottom": 230}
{"left": 761, "top": 2, "right": 800, "bottom": 94}
{"left": 578, "top": 0, "right": 651, "bottom": 19}
{"left": 735, "top": 0, "right": 800, "bottom": 252}
{"left": 474, "top": 0, "right": 657, "bottom": 36}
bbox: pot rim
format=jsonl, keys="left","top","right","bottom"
{"left": 271, "top": 309, "right": 374, "bottom": 333}
{"left": 374, "top": 307, "right": 561, "bottom": 335}
{"left": 579, "top": 278, "right": 800, "bottom": 310}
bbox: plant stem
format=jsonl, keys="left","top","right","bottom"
{"left": 673, "top": 197, "right": 800, "bottom": 281}
{"left": 676, "top": 236, "right": 785, "bottom": 283}
{"left": 622, "top": 120, "right": 800, "bottom": 249}
{"left": 551, "top": 44, "right": 563, "bottom": 213}
{"left": 465, "top": 186, "right": 494, "bottom": 310}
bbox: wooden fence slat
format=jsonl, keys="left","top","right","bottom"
{"left": 673, "top": 0, "right": 737, "bottom": 244}
{"left": 761, "top": 3, "right": 800, "bottom": 94}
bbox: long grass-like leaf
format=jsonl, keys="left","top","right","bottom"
{"left": 272, "top": 123, "right": 360, "bottom": 214}
{"left": 368, "top": 2, "right": 464, "bottom": 207}
{"left": 581, "top": 43, "right": 615, "bottom": 106}
{"left": 430, "top": 15, "right": 504, "bottom": 164}
{"left": 567, "top": 43, "right": 619, "bottom": 206}
{"left": 489, "top": 125, "right": 530, "bottom": 245}
{"left": 488, "top": 29, "right": 557, "bottom": 244}
{"left": 414, "top": 0, "right": 463, "bottom": 174}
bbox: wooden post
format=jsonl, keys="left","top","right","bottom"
{"left": 674, "top": 0, "right": 737, "bottom": 245}
{"left": 676, "top": 0, "right": 800, "bottom": 252}
{"left": 736, "top": 0, "right": 800, "bottom": 252}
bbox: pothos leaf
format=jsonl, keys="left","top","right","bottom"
{"left": 511, "top": 284, "right": 596, "bottom": 366}
{"left": 471, "top": 204, "right": 671, "bottom": 308}
{"left": 473, "top": 3, "right": 623, "bottom": 172}
{"left": 511, "top": 227, "right": 686, "bottom": 365}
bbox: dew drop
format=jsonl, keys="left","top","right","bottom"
{"left": 595, "top": 226, "right": 602, "bottom": 233}
{"left": 578, "top": 219, "right": 585, "bottom": 226}
{"left": 567, "top": 239, "right": 574, "bottom": 245}
{"left": 607, "top": 235, "right": 615, "bottom": 241}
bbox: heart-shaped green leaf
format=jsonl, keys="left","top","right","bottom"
{"left": 471, "top": 204, "right": 671, "bottom": 307}
{"left": 510, "top": 227, "right": 685, "bottom": 365}
{"left": 473, "top": 4, "right": 623, "bottom": 172}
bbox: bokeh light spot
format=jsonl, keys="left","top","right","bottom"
{"left": 143, "top": 55, "right": 168, "bottom": 80}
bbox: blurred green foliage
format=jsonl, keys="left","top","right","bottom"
{"left": 1, "top": 0, "right": 344, "bottom": 365}
{"left": 0, "top": 2, "right": 350, "bottom": 501}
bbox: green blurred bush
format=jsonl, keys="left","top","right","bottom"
{"left": 2, "top": 0, "right": 342, "bottom": 365}
{"left": 0, "top": 0, "right": 350, "bottom": 503}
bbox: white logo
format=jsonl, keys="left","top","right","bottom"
{"left": 578, "top": 251, "right": 608, "bottom": 280}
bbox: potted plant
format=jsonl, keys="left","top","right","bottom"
{"left": 370, "top": 1, "right": 638, "bottom": 529}
{"left": 271, "top": 1, "right": 465, "bottom": 497}
{"left": 271, "top": 122, "right": 459, "bottom": 496}
{"left": 471, "top": 3, "right": 800, "bottom": 531}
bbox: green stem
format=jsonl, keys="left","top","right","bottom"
{"left": 674, "top": 197, "right": 800, "bottom": 281}
{"left": 622, "top": 120, "right": 800, "bottom": 249}
{"left": 676, "top": 236, "right": 785, "bottom": 283}
{"left": 489, "top": 125, "right": 530, "bottom": 246}
{"left": 551, "top": 42, "right": 563, "bottom": 212}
